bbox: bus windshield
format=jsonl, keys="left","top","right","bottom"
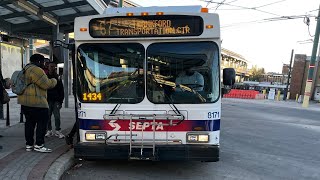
{"left": 76, "top": 41, "right": 219, "bottom": 104}
{"left": 147, "top": 41, "right": 220, "bottom": 104}
{"left": 76, "top": 43, "right": 145, "bottom": 103}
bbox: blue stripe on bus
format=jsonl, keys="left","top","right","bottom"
{"left": 78, "top": 118, "right": 220, "bottom": 131}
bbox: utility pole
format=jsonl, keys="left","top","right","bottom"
{"left": 302, "top": 5, "right": 320, "bottom": 107}
{"left": 283, "top": 49, "right": 294, "bottom": 100}
{"left": 118, "top": 0, "right": 123, "bottom": 7}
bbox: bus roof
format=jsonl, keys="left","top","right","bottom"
{"left": 103, "top": 6, "right": 203, "bottom": 14}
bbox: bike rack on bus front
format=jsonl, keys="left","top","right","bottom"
{"left": 103, "top": 113, "right": 184, "bottom": 160}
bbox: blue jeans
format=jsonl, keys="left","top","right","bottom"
{"left": 47, "top": 101, "right": 61, "bottom": 131}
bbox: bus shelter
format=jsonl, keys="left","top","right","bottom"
{"left": 0, "top": 0, "right": 139, "bottom": 108}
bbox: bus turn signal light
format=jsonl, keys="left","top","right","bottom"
{"left": 90, "top": 125, "right": 100, "bottom": 130}
{"left": 80, "top": 28, "right": 87, "bottom": 32}
{"left": 141, "top": 12, "right": 149, "bottom": 16}
{"left": 201, "top": 8, "right": 209, "bottom": 13}
{"left": 156, "top": 12, "right": 164, "bottom": 15}
{"left": 206, "top": 25, "right": 214, "bottom": 29}
{"left": 126, "top": 12, "right": 134, "bottom": 16}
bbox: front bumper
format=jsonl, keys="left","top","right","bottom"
{"left": 74, "top": 143, "right": 219, "bottom": 161}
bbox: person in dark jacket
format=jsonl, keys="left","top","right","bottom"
{"left": 0, "top": 69, "right": 5, "bottom": 146}
{"left": 45, "top": 62, "right": 65, "bottom": 138}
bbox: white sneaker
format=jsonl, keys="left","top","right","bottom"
{"left": 55, "top": 130, "right": 65, "bottom": 139}
{"left": 26, "top": 145, "right": 33, "bottom": 152}
{"left": 34, "top": 145, "right": 52, "bottom": 153}
{"left": 45, "top": 130, "right": 53, "bottom": 137}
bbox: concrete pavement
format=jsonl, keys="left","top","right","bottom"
{"left": 1, "top": 97, "right": 319, "bottom": 180}
{"left": 222, "top": 98, "right": 320, "bottom": 112}
{"left": 0, "top": 96, "right": 76, "bottom": 180}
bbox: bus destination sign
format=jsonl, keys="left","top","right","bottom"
{"left": 89, "top": 15, "right": 203, "bottom": 38}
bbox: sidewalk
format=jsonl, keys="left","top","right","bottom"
{"left": 0, "top": 96, "right": 76, "bottom": 180}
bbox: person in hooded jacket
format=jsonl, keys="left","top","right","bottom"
{"left": 45, "top": 62, "right": 65, "bottom": 138}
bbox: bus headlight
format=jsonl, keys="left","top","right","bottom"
{"left": 198, "top": 135, "right": 209, "bottom": 142}
{"left": 187, "top": 133, "right": 209, "bottom": 143}
{"left": 187, "top": 134, "right": 198, "bottom": 141}
{"left": 85, "top": 133, "right": 106, "bottom": 141}
{"left": 85, "top": 133, "right": 96, "bottom": 141}
{"left": 96, "top": 133, "right": 106, "bottom": 140}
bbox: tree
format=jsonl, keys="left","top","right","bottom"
{"left": 249, "top": 65, "right": 265, "bottom": 81}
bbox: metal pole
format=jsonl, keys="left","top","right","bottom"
{"left": 64, "top": 34, "right": 69, "bottom": 108}
{"left": 68, "top": 58, "right": 72, "bottom": 95}
{"left": 29, "top": 39, "right": 34, "bottom": 56}
{"left": 0, "top": 44, "right": 2, "bottom": 119}
{"left": 283, "top": 49, "right": 294, "bottom": 100}
{"left": 302, "top": 6, "right": 320, "bottom": 107}
{"left": 6, "top": 102, "right": 9, "bottom": 126}
{"left": 310, "top": 44, "right": 320, "bottom": 99}
{"left": 118, "top": 0, "right": 123, "bottom": 7}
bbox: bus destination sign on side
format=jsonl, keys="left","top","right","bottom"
{"left": 89, "top": 15, "right": 203, "bottom": 38}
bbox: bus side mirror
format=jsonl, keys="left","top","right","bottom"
{"left": 223, "top": 68, "right": 235, "bottom": 86}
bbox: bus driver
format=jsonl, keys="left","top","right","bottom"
{"left": 175, "top": 69, "right": 204, "bottom": 91}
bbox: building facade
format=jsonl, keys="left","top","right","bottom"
{"left": 221, "top": 48, "right": 250, "bottom": 83}
{"left": 260, "top": 73, "right": 288, "bottom": 85}
{"left": 289, "top": 54, "right": 320, "bottom": 100}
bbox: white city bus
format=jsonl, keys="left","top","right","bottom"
{"left": 72, "top": 6, "right": 235, "bottom": 161}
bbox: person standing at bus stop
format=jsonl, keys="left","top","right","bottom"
{"left": 45, "top": 62, "right": 65, "bottom": 138}
{"left": 0, "top": 68, "right": 7, "bottom": 144}
{"left": 18, "top": 54, "right": 57, "bottom": 153}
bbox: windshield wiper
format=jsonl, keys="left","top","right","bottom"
{"left": 110, "top": 104, "right": 121, "bottom": 114}
{"left": 108, "top": 70, "right": 142, "bottom": 115}
{"left": 150, "top": 74, "right": 185, "bottom": 124}
{"left": 153, "top": 76, "right": 206, "bottom": 102}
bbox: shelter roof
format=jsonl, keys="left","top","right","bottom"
{"left": 0, "top": 0, "right": 139, "bottom": 40}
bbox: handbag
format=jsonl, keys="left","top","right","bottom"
{"left": 1, "top": 88, "right": 10, "bottom": 104}
{"left": 0, "top": 79, "right": 10, "bottom": 104}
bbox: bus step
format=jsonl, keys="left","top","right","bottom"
{"left": 131, "top": 145, "right": 154, "bottom": 149}
{"left": 129, "top": 151, "right": 157, "bottom": 161}
{"left": 129, "top": 156, "right": 156, "bottom": 161}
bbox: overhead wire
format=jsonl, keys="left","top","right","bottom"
{"left": 254, "top": 0, "right": 287, "bottom": 9}
{"left": 201, "top": 0, "right": 283, "bottom": 16}
{"left": 221, "top": 14, "right": 316, "bottom": 28}
{"left": 308, "top": 9, "right": 319, "bottom": 13}
{"left": 297, "top": 39, "right": 313, "bottom": 44}
{"left": 212, "top": 0, "right": 227, "bottom": 11}
{"left": 201, "top": 0, "right": 319, "bottom": 38}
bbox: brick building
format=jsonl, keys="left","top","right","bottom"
{"left": 282, "top": 64, "right": 290, "bottom": 75}
{"left": 289, "top": 54, "right": 320, "bottom": 100}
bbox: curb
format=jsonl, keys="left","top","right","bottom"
{"left": 44, "top": 149, "right": 75, "bottom": 180}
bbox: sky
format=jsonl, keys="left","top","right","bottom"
{"left": 130, "top": 0, "right": 319, "bottom": 73}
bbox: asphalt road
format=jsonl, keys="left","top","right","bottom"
{"left": 62, "top": 100, "right": 320, "bottom": 180}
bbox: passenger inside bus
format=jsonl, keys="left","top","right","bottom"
{"left": 175, "top": 68, "right": 204, "bottom": 91}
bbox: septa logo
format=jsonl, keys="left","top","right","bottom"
{"left": 129, "top": 122, "right": 164, "bottom": 131}
{"left": 108, "top": 120, "right": 121, "bottom": 131}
